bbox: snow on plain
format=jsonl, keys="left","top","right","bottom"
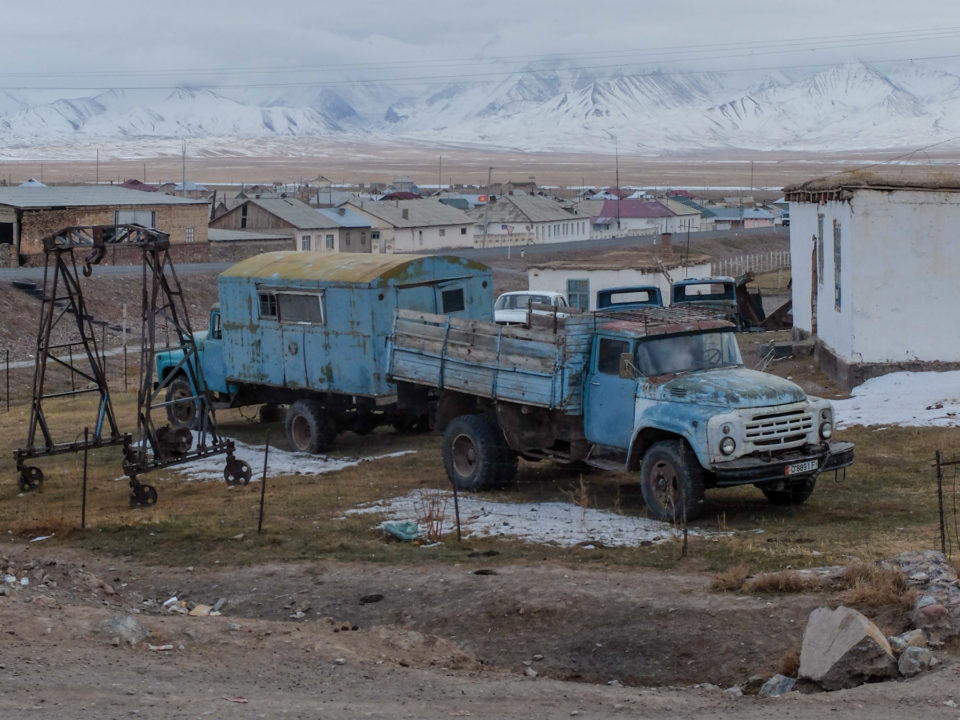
{"left": 832, "top": 371, "right": 960, "bottom": 429}
{"left": 167, "top": 434, "right": 414, "bottom": 483}
{"left": 347, "top": 489, "right": 714, "bottom": 548}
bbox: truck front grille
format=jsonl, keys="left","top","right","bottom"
{"left": 744, "top": 408, "right": 812, "bottom": 448}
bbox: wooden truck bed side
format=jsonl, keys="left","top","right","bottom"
{"left": 389, "top": 309, "right": 593, "bottom": 413}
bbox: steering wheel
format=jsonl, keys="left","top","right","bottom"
{"left": 702, "top": 347, "right": 723, "bottom": 365}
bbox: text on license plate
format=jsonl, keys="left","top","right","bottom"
{"left": 786, "top": 460, "right": 818, "bottom": 476}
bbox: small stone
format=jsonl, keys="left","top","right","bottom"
{"left": 759, "top": 674, "right": 796, "bottom": 698}
{"left": 944, "top": 699, "right": 958, "bottom": 708}
{"left": 334, "top": 658, "right": 346, "bottom": 665}
{"left": 213, "top": 598, "right": 227, "bottom": 613}
{"left": 524, "top": 667, "right": 538, "bottom": 678}
{"left": 724, "top": 686, "right": 744, "bottom": 697}
{"left": 532, "top": 653, "right": 544, "bottom": 661}
{"left": 898, "top": 646, "right": 937, "bottom": 677}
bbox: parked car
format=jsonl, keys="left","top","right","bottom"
{"left": 494, "top": 291, "right": 569, "bottom": 325}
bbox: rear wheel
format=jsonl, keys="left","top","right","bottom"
{"left": 761, "top": 477, "right": 816, "bottom": 506}
{"left": 285, "top": 400, "right": 336, "bottom": 454}
{"left": 166, "top": 376, "right": 198, "bottom": 429}
{"left": 639, "top": 439, "right": 705, "bottom": 522}
{"left": 442, "top": 414, "right": 514, "bottom": 491}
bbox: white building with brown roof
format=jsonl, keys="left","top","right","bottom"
{"left": 341, "top": 198, "right": 475, "bottom": 253}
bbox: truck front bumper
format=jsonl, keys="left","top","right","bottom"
{"left": 711, "top": 441, "right": 854, "bottom": 487}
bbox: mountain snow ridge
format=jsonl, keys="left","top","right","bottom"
{"left": 2, "top": 61, "right": 959, "bottom": 153}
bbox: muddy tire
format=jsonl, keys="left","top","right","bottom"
{"left": 165, "top": 376, "right": 199, "bottom": 429}
{"left": 442, "top": 414, "right": 512, "bottom": 492}
{"left": 285, "top": 400, "right": 336, "bottom": 454}
{"left": 762, "top": 477, "right": 816, "bottom": 506}
{"left": 639, "top": 439, "right": 705, "bottom": 522}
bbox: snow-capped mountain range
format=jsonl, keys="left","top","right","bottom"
{"left": 2, "top": 61, "right": 959, "bottom": 154}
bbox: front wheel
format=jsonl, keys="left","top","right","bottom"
{"left": 761, "top": 477, "right": 816, "bottom": 506}
{"left": 639, "top": 439, "right": 705, "bottom": 522}
{"left": 442, "top": 414, "right": 511, "bottom": 492}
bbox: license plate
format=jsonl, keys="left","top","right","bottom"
{"left": 786, "top": 460, "right": 817, "bottom": 476}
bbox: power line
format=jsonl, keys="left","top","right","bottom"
{"left": 0, "top": 26, "right": 959, "bottom": 91}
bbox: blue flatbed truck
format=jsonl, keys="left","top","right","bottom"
{"left": 155, "top": 251, "right": 493, "bottom": 453}
{"left": 389, "top": 306, "right": 853, "bottom": 521}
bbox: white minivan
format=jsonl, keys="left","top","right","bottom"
{"left": 494, "top": 291, "right": 569, "bottom": 325}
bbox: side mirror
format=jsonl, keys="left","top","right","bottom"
{"left": 619, "top": 353, "right": 637, "bottom": 379}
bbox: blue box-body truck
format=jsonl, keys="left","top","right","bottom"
{"left": 156, "top": 251, "right": 493, "bottom": 452}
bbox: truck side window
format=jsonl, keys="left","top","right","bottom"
{"left": 597, "top": 338, "right": 630, "bottom": 375}
{"left": 258, "top": 293, "right": 277, "bottom": 319}
{"left": 277, "top": 292, "right": 325, "bottom": 325}
{"left": 211, "top": 312, "right": 222, "bottom": 340}
{"left": 442, "top": 288, "right": 465, "bottom": 313}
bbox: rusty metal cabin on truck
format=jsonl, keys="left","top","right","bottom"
{"left": 156, "top": 251, "right": 493, "bottom": 453}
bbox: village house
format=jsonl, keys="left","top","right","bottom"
{"left": 785, "top": 170, "right": 960, "bottom": 389}
{"left": 592, "top": 198, "right": 681, "bottom": 236}
{"left": 708, "top": 206, "right": 775, "bottom": 230}
{"left": 342, "top": 198, "right": 474, "bottom": 253}
{"left": 467, "top": 192, "right": 589, "bottom": 247}
{"left": 527, "top": 245, "right": 712, "bottom": 311}
{"left": 0, "top": 185, "right": 210, "bottom": 267}
{"left": 209, "top": 197, "right": 373, "bottom": 254}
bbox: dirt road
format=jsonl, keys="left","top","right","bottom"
{"left": 1, "top": 541, "right": 957, "bottom": 719}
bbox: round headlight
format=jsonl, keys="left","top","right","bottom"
{"left": 720, "top": 436, "right": 736, "bottom": 455}
{"left": 721, "top": 424, "right": 732, "bottom": 435}
{"left": 819, "top": 421, "right": 833, "bottom": 440}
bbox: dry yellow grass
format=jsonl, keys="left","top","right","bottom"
{"left": 838, "top": 563, "right": 917, "bottom": 611}
{"left": 709, "top": 564, "right": 751, "bottom": 591}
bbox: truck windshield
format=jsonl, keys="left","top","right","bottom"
{"left": 635, "top": 331, "right": 741, "bottom": 376}
{"left": 673, "top": 282, "right": 735, "bottom": 302}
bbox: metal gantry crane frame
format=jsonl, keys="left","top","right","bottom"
{"left": 14, "top": 224, "right": 250, "bottom": 505}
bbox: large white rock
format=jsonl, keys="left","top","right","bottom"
{"left": 798, "top": 606, "right": 898, "bottom": 690}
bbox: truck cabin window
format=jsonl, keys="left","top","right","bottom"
{"left": 674, "top": 283, "right": 735, "bottom": 301}
{"left": 635, "top": 331, "right": 741, "bottom": 376}
{"left": 597, "top": 338, "right": 631, "bottom": 375}
{"left": 210, "top": 312, "right": 222, "bottom": 340}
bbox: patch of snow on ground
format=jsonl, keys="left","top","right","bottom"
{"left": 833, "top": 371, "right": 960, "bottom": 428}
{"left": 348, "top": 489, "right": 719, "bottom": 548}
{"left": 168, "top": 435, "right": 414, "bottom": 482}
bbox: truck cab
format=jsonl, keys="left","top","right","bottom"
{"left": 582, "top": 317, "right": 852, "bottom": 520}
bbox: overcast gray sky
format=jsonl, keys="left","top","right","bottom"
{"left": 4, "top": 0, "right": 960, "bottom": 92}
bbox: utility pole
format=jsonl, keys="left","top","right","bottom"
{"left": 481, "top": 167, "right": 493, "bottom": 249}
{"left": 438, "top": 155, "right": 442, "bottom": 193}
{"left": 615, "top": 138, "right": 621, "bottom": 233}
{"left": 96, "top": 148, "right": 99, "bottom": 185}
{"left": 181, "top": 140, "right": 186, "bottom": 196}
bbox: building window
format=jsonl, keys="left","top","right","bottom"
{"left": 419, "top": 230, "right": 423, "bottom": 246}
{"left": 345, "top": 231, "right": 351, "bottom": 247}
{"left": 115, "top": 209, "right": 156, "bottom": 227}
{"left": 460, "top": 227, "right": 467, "bottom": 235}
{"left": 325, "top": 234, "right": 334, "bottom": 250}
{"left": 567, "top": 278, "right": 589, "bottom": 310}
{"left": 301, "top": 234, "right": 311, "bottom": 251}
{"left": 441, "top": 288, "right": 465, "bottom": 313}
{"left": 184, "top": 227, "right": 195, "bottom": 243}
{"left": 817, "top": 214, "right": 824, "bottom": 285}
{"left": 371, "top": 231, "right": 380, "bottom": 240}
{"left": 439, "top": 228, "right": 446, "bottom": 237}
{"left": 240, "top": 204, "right": 247, "bottom": 229}
{"left": 361, "top": 231, "right": 367, "bottom": 246}
{"left": 833, "top": 220, "right": 842, "bottom": 311}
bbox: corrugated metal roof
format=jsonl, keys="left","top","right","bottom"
{"left": 709, "top": 207, "right": 774, "bottom": 220}
{"left": 347, "top": 198, "right": 473, "bottom": 228}
{"left": 248, "top": 197, "right": 339, "bottom": 229}
{"left": 500, "top": 194, "right": 574, "bottom": 223}
{"left": 0, "top": 185, "right": 208, "bottom": 208}
{"left": 600, "top": 199, "right": 674, "bottom": 219}
{"left": 208, "top": 228, "right": 293, "bottom": 242}
{"left": 315, "top": 207, "right": 372, "bottom": 228}
{"left": 220, "top": 250, "right": 487, "bottom": 284}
